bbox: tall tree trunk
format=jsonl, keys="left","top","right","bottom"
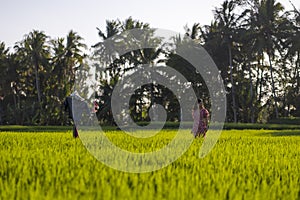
{"left": 13, "top": 96, "right": 17, "bottom": 124}
{"left": 283, "top": 92, "right": 288, "bottom": 117}
{"left": 267, "top": 53, "right": 279, "bottom": 118}
{"left": 296, "top": 52, "right": 300, "bottom": 95}
{"left": 258, "top": 57, "right": 264, "bottom": 104}
{"left": 34, "top": 61, "right": 42, "bottom": 103}
{"left": 0, "top": 99, "right": 3, "bottom": 125}
{"left": 255, "top": 64, "right": 260, "bottom": 101}
{"left": 248, "top": 63, "right": 254, "bottom": 123}
{"left": 228, "top": 43, "right": 237, "bottom": 123}
{"left": 34, "top": 60, "right": 43, "bottom": 124}
{"left": 294, "top": 52, "right": 300, "bottom": 116}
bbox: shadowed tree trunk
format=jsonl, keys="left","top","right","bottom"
{"left": 34, "top": 60, "right": 42, "bottom": 103}
{"left": 228, "top": 42, "right": 237, "bottom": 123}
{"left": 267, "top": 52, "right": 279, "bottom": 118}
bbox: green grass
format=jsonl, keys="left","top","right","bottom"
{"left": 1, "top": 122, "right": 300, "bottom": 133}
{"left": 136, "top": 122, "right": 300, "bottom": 130}
{"left": 0, "top": 125, "right": 72, "bottom": 132}
{"left": 0, "top": 125, "right": 117, "bottom": 132}
{"left": 268, "top": 117, "right": 300, "bottom": 125}
{"left": 0, "top": 129, "right": 300, "bottom": 199}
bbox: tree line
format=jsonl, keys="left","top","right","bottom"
{"left": 0, "top": 0, "right": 299, "bottom": 125}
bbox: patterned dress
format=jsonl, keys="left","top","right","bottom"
{"left": 192, "top": 108, "right": 209, "bottom": 137}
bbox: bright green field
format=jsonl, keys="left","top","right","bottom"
{"left": 0, "top": 129, "right": 300, "bottom": 200}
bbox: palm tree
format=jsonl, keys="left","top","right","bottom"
{"left": 93, "top": 17, "right": 165, "bottom": 123}
{"left": 185, "top": 23, "right": 201, "bottom": 40}
{"left": 11, "top": 31, "right": 50, "bottom": 124}
{"left": 248, "top": 0, "right": 286, "bottom": 118}
{"left": 121, "top": 17, "right": 162, "bottom": 110}
{"left": 17, "top": 30, "right": 50, "bottom": 104}
{"left": 93, "top": 20, "right": 120, "bottom": 58}
{"left": 167, "top": 24, "right": 210, "bottom": 101}
{"left": 287, "top": 5, "right": 300, "bottom": 91}
{"left": 65, "top": 30, "right": 87, "bottom": 93}
{"left": 0, "top": 42, "right": 9, "bottom": 95}
{"left": 235, "top": 25, "right": 257, "bottom": 122}
{"left": 48, "top": 37, "right": 68, "bottom": 124}
{"left": 284, "top": 4, "right": 300, "bottom": 116}
{"left": 213, "top": 0, "right": 242, "bottom": 122}
{"left": 0, "top": 42, "right": 10, "bottom": 124}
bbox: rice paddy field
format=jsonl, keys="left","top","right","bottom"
{"left": 0, "top": 128, "right": 300, "bottom": 200}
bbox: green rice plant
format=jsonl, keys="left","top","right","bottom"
{"left": 0, "top": 130, "right": 299, "bottom": 200}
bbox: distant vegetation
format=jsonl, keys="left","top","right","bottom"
{"left": 0, "top": 0, "right": 300, "bottom": 125}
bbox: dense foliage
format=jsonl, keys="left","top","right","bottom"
{"left": 0, "top": 0, "right": 299, "bottom": 125}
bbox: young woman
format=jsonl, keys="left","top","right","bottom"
{"left": 192, "top": 99, "right": 210, "bottom": 138}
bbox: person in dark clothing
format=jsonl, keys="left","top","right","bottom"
{"left": 64, "top": 92, "right": 97, "bottom": 138}
{"left": 64, "top": 95, "right": 79, "bottom": 138}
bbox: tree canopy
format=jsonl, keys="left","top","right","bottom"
{"left": 0, "top": 0, "right": 300, "bottom": 125}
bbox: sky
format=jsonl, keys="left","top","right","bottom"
{"left": 1, "top": 0, "right": 299, "bottom": 49}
